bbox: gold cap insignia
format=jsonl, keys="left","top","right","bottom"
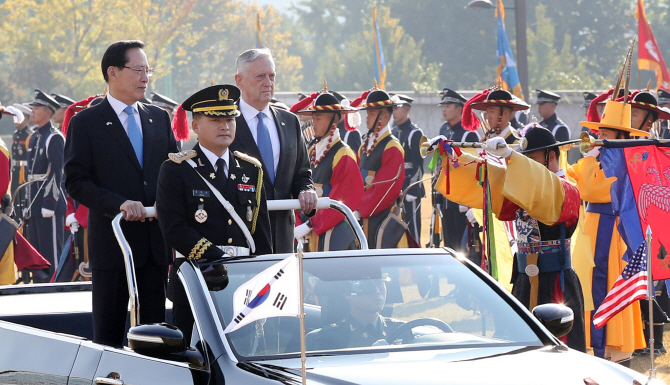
{"left": 219, "top": 89, "right": 229, "bottom": 101}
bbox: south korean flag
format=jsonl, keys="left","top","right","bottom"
{"left": 223, "top": 254, "right": 300, "bottom": 334}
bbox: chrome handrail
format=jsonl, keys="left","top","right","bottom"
{"left": 112, "top": 207, "right": 155, "bottom": 328}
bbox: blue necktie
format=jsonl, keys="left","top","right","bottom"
{"left": 124, "top": 106, "right": 143, "bottom": 168}
{"left": 256, "top": 111, "right": 275, "bottom": 183}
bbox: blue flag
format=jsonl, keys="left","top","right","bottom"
{"left": 495, "top": 0, "right": 523, "bottom": 99}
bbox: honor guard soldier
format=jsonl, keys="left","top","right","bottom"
{"left": 157, "top": 84, "right": 272, "bottom": 342}
{"left": 434, "top": 124, "right": 585, "bottom": 351}
{"left": 657, "top": 89, "right": 670, "bottom": 139}
{"left": 569, "top": 98, "right": 648, "bottom": 364}
{"left": 433, "top": 88, "right": 479, "bottom": 252}
{"left": 150, "top": 92, "right": 179, "bottom": 121}
{"left": 25, "top": 90, "right": 66, "bottom": 282}
{"left": 461, "top": 84, "right": 530, "bottom": 143}
{"left": 292, "top": 85, "right": 364, "bottom": 251}
{"left": 354, "top": 86, "right": 405, "bottom": 249}
{"left": 580, "top": 92, "right": 598, "bottom": 138}
{"left": 626, "top": 90, "right": 670, "bottom": 134}
{"left": 535, "top": 89, "right": 570, "bottom": 141}
{"left": 11, "top": 103, "right": 33, "bottom": 221}
{"left": 390, "top": 94, "right": 425, "bottom": 244}
{"left": 51, "top": 93, "right": 75, "bottom": 128}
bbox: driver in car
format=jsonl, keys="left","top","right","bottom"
{"left": 311, "top": 276, "right": 408, "bottom": 349}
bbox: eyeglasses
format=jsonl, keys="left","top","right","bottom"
{"left": 122, "top": 66, "right": 154, "bottom": 77}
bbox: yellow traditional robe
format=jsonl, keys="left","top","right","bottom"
{"left": 567, "top": 156, "right": 645, "bottom": 354}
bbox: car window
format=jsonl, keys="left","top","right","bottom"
{"left": 210, "top": 253, "right": 542, "bottom": 360}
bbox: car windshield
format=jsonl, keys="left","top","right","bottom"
{"left": 210, "top": 252, "right": 543, "bottom": 360}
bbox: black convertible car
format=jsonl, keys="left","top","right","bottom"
{"left": 0, "top": 200, "right": 655, "bottom": 385}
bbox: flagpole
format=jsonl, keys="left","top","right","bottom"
{"left": 297, "top": 241, "right": 307, "bottom": 385}
{"left": 646, "top": 225, "right": 656, "bottom": 380}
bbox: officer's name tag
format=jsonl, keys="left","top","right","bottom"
{"left": 193, "top": 190, "right": 210, "bottom": 197}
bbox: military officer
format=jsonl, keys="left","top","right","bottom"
{"left": 535, "top": 89, "right": 570, "bottom": 141}
{"left": 309, "top": 276, "right": 408, "bottom": 350}
{"left": 150, "top": 92, "right": 179, "bottom": 121}
{"left": 657, "top": 89, "right": 670, "bottom": 139}
{"left": 51, "top": 93, "right": 75, "bottom": 128}
{"left": 26, "top": 90, "right": 66, "bottom": 282}
{"left": 292, "top": 86, "right": 364, "bottom": 251}
{"left": 156, "top": 84, "right": 272, "bottom": 342}
{"left": 434, "top": 88, "right": 479, "bottom": 252}
{"left": 391, "top": 94, "right": 424, "bottom": 244}
{"left": 332, "top": 91, "right": 362, "bottom": 152}
{"left": 10, "top": 103, "right": 33, "bottom": 220}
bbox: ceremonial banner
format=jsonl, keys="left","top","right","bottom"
{"left": 495, "top": 0, "right": 523, "bottom": 100}
{"left": 372, "top": 6, "right": 387, "bottom": 89}
{"left": 223, "top": 254, "right": 300, "bottom": 334}
{"left": 601, "top": 143, "right": 670, "bottom": 280}
{"left": 255, "top": 12, "right": 262, "bottom": 48}
{"left": 636, "top": 0, "right": 670, "bottom": 91}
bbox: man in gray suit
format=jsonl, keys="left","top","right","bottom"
{"left": 231, "top": 48, "right": 317, "bottom": 253}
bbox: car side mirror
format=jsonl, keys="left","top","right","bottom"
{"left": 532, "top": 303, "right": 574, "bottom": 338}
{"left": 128, "top": 323, "right": 185, "bottom": 356}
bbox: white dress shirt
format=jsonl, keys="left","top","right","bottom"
{"left": 199, "top": 144, "right": 229, "bottom": 177}
{"left": 239, "top": 97, "right": 280, "bottom": 171}
{"left": 106, "top": 92, "right": 143, "bottom": 137}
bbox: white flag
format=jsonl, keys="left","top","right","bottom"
{"left": 223, "top": 254, "right": 300, "bottom": 334}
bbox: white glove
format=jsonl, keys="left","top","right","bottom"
{"left": 66, "top": 213, "right": 78, "bottom": 227}
{"left": 406, "top": 194, "right": 417, "bottom": 202}
{"left": 466, "top": 209, "right": 478, "bottom": 226}
{"left": 41, "top": 208, "right": 55, "bottom": 218}
{"left": 354, "top": 210, "right": 361, "bottom": 221}
{"left": 585, "top": 146, "right": 600, "bottom": 158}
{"left": 458, "top": 205, "right": 469, "bottom": 213}
{"left": 483, "top": 137, "right": 512, "bottom": 158}
{"left": 22, "top": 208, "right": 28, "bottom": 217}
{"left": 70, "top": 223, "right": 80, "bottom": 234}
{"left": 294, "top": 222, "right": 311, "bottom": 240}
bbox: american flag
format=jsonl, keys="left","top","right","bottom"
{"left": 593, "top": 242, "right": 649, "bottom": 329}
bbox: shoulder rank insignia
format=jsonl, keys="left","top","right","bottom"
{"left": 234, "top": 151, "right": 262, "bottom": 168}
{"left": 168, "top": 150, "right": 197, "bottom": 164}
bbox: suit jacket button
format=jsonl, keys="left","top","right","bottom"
{"left": 228, "top": 238, "right": 233, "bottom": 244}
{"left": 144, "top": 181, "right": 147, "bottom": 186}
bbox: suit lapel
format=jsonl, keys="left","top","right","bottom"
{"left": 138, "top": 103, "right": 155, "bottom": 169}
{"left": 270, "top": 106, "right": 287, "bottom": 185}
{"left": 100, "top": 98, "right": 142, "bottom": 172}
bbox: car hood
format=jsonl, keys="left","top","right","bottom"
{"left": 247, "top": 345, "right": 650, "bottom": 385}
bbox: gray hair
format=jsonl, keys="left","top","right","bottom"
{"left": 236, "top": 48, "right": 274, "bottom": 75}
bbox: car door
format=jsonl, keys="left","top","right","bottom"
{"left": 91, "top": 347, "right": 203, "bottom": 385}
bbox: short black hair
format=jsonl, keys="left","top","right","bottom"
{"left": 101, "top": 40, "right": 145, "bottom": 83}
{"left": 385, "top": 106, "right": 394, "bottom": 115}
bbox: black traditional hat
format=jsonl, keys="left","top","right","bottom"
{"left": 391, "top": 93, "right": 414, "bottom": 107}
{"left": 182, "top": 84, "right": 241, "bottom": 117}
{"left": 151, "top": 92, "right": 178, "bottom": 111}
{"left": 331, "top": 91, "right": 347, "bottom": 103}
{"left": 51, "top": 93, "right": 75, "bottom": 108}
{"left": 30, "top": 89, "right": 60, "bottom": 113}
{"left": 438, "top": 88, "right": 467, "bottom": 106}
{"left": 469, "top": 89, "right": 530, "bottom": 112}
{"left": 628, "top": 91, "right": 670, "bottom": 120}
{"left": 357, "top": 89, "right": 400, "bottom": 111}
{"left": 658, "top": 89, "right": 670, "bottom": 105}
{"left": 535, "top": 89, "right": 561, "bottom": 104}
{"left": 295, "top": 91, "right": 357, "bottom": 115}
{"left": 582, "top": 92, "right": 597, "bottom": 108}
{"left": 518, "top": 124, "right": 576, "bottom": 154}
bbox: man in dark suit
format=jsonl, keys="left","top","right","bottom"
{"left": 231, "top": 48, "right": 317, "bottom": 253}
{"left": 64, "top": 40, "right": 178, "bottom": 347}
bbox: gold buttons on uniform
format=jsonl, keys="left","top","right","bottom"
{"left": 228, "top": 238, "right": 233, "bottom": 244}
{"left": 200, "top": 198, "right": 204, "bottom": 202}
{"left": 228, "top": 219, "right": 232, "bottom": 225}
